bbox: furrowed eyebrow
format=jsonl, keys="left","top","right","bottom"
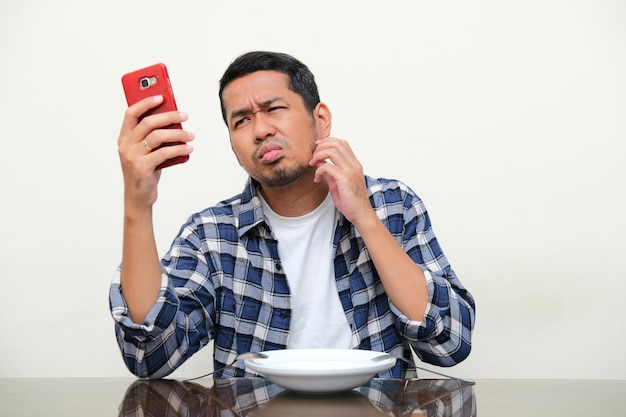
{"left": 229, "top": 97, "right": 283, "bottom": 122}
{"left": 229, "top": 107, "right": 250, "bottom": 122}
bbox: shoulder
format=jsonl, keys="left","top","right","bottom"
{"left": 177, "top": 193, "right": 246, "bottom": 243}
{"left": 183, "top": 178, "right": 259, "bottom": 232}
{"left": 196, "top": 192, "right": 244, "bottom": 219}
{"left": 364, "top": 175, "right": 423, "bottom": 208}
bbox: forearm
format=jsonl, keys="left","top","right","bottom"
{"left": 355, "top": 212, "right": 429, "bottom": 322}
{"left": 346, "top": 176, "right": 474, "bottom": 365}
{"left": 120, "top": 206, "right": 162, "bottom": 324}
{"left": 111, "top": 225, "right": 215, "bottom": 378}
{"left": 408, "top": 271, "right": 475, "bottom": 366}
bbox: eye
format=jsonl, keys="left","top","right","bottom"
{"left": 267, "top": 106, "right": 285, "bottom": 113}
{"left": 233, "top": 117, "right": 249, "bottom": 129}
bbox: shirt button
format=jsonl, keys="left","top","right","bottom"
{"left": 275, "top": 263, "right": 282, "bottom": 271}
{"left": 279, "top": 311, "right": 289, "bottom": 319}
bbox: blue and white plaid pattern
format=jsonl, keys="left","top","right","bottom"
{"left": 110, "top": 176, "right": 475, "bottom": 378}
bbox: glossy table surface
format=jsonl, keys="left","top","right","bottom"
{"left": 1, "top": 377, "right": 624, "bottom": 417}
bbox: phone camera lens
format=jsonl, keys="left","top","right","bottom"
{"left": 140, "top": 77, "right": 150, "bottom": 89}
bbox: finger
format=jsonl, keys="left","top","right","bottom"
{"left": 310, "top": 139, "right": 351, "bottom": 168}
{"left": 314, "top": 147, "right": 348, "bottom": 167}
{"left": 147, "top": 142, "right": 194, "bottom": 169}
{"left": 127, "top": 113, "right": 189, "bottom": 153}
{"left": 119, "top": 95, "right": 164, "bottom": 142}
{"left": 309, "top": 138, "right": 335, "bottom": 166}
{"left": 312, "top": 157, "right": 344, "bottom": 184}
{"left": 142, "top": 129, "right": 195, "bottom": 153}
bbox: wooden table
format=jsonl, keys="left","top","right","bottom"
{"left": 1, "top": 378, "right": 624, "bottom": 416}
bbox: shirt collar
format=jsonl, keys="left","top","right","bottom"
{"left": 237, "top": 177, "right": 269, "bottom": 238}
{"left": 236, "top": 176, "right": 361, "bottom": 238}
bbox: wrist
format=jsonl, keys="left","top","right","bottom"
{"left": 124, "top": 200, "right": 153, "bottom": 223}
{"left": 351, "top": 208, "right": 381, "bottom": 235}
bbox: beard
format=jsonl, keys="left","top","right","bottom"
{"left": 256, "top": 163, "right": 311, "bottom": 188}
{"left": 252, "top": 135, "right": 317, "bottom": 188}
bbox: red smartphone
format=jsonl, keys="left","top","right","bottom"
{"left": 121, "top": 63, "right": 189, "bottom": 169}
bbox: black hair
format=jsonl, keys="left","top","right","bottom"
{"left": 219, "top": 51, "right": 320, "bottom": 125}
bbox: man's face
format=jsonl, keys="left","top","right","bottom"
{"left": 221, "top": 70, "right": 330, "bottom": 188}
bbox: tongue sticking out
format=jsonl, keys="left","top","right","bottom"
{"left": 261, "top": 149, "right": 282, "bottom": 163}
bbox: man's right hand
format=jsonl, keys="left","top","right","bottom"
{"left": 117, "top": 95, "right": 194, "bottom": 324}
{"left": 118, "top": 94, "right": 194, "bottom": 210}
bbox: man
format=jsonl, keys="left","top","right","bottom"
{"left": 110, "top": 51, "right": 475, "bottom": 379}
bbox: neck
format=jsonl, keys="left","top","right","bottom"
{"left": 258, "top": 174, "right": 329, "bottom": 217}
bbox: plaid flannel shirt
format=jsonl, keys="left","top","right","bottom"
{"left": 110, "top": 176, "right": 475, "bottom": 378}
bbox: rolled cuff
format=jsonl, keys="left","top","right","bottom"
{"left": 390, "top": 269, "right": 433, "bottom": 339}
{"left": 109, "top": 268, "right": 179, "bottom": 342}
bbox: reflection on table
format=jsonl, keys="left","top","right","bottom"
{"left": 119, "top": 378, "right": 476, "bottom": 417}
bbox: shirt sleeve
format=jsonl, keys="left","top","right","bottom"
{"left": 394, "top": 186, "right": 476, "bottom": 367}
{"left": 109, "top": 268, "right": 189, "bottom": 378}
{"left": 109, "top": 224, "right": 216, "bottom": 378}
{"left": 109, "top": 269, "right": 175, "bottom": 338}
{"left": 391, "top": 269, "right": 475, "bottom": 366}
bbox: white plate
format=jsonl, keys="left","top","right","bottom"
{"left": 244, "top": 349, "right": 396, "bottom": 394}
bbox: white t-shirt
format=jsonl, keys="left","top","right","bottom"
{"left": 259, "top": 192, "right": 352, "bottom": 349}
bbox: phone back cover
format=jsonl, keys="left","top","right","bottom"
{"left": 121, "top": 63, "right": 187, "bottom": 168}
{"left": 121, "top": 63, "right": 179, "bottom": 122}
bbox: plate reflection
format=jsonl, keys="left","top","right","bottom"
{"left": 118, "top": 378, "right": 475, "bottom": 417}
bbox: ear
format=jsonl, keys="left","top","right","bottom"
{"left": 314, "top": 102, "right": 332, "bottom": 137}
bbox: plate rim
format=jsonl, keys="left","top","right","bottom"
{"left": 244, "top": 348, "right": 396, "bottom": 377}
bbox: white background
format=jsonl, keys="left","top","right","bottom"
{"left": 1, "top": 0, "right": 624, "bottom": 380}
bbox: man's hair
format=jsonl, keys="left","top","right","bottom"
{"left": 219, "top": 51, "right": 321, "bottom": 125}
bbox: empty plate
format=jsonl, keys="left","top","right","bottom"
{"left": 244, "top": 349, "right": 396, "bottom": 394}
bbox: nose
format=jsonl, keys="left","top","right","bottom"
{"left": 252, "top": 112, "right": 276, "bottom": 142}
